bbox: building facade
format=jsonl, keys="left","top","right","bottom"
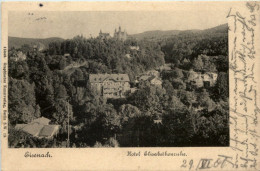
{"left": 188, "top": 70, "right": 218, "bottom": 88}
{"left": 98, "top": 30, "right": 111, "bottom": 40}
{"left": 114, "top": 26, "right": 127, "bottom": 41}
{"left": 89, "top": 74, "right": 131, "bottom": 98}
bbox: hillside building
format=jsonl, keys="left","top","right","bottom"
{"left": 129, "top": 46, "right": 140, "bottom": 51}
{"left": 188, "top": 69, "right": 218, "bottom": 88}
{"left": 89, "top": 74, "right": 131, "bottom": 98}
{"left": 135, "top": 69, "right": 161, "bottom": 86}
{"left": 158, "top": 63, "right": 172, "bottom": 71}
{"left": 137, "top": 75, "right": 162, "bottom": 87}
{"left": 114, "top": 26, "right": 127, "bottom": 41}
{"left": 10, "top": 51, "right": 26, "bottom": 61}
{"left": 15, "top": 117, "right": 60, "bottom": 139}
{"left": 98, "top": 30, "right": 111, "bottom": 40}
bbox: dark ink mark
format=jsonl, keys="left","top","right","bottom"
{"left": 39, "top": 3, "right": 43, "bottom": 7}
{"left": 35, "top": 17, "right": 47, "bottom": 21}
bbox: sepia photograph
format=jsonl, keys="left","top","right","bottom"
{"left": 1, "top": 1, "right": 260, "bottom": 170}
{"left": 7, "top": 10, "right": 229, "bottom": 148}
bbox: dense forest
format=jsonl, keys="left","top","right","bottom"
{"left": 8, "top": 24, "right": 229, "bottom": 147}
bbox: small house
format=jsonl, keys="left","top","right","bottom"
{"left": 129, "top": 46, "right": 140, "bottom": 50}
{"left": 15, "top": 117, "right": 60, "bottom": 139}
{"left": 188, "top": 69, "right": 218, "bottom": 88}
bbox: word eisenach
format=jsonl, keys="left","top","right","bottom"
{"left": 127, "top": 151, "right": 186, "bottom": 157}
{"left": 24, "top": 151, "right": 52, "bottom": 158}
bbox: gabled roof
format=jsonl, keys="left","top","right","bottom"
{"left": 15, "top": 117, "right": 60, "bottom": 138}
{"left": 38, "top": 125, "right": 60, "bottom": 137}
{"left": 16, "top": 122, "right": 44, "bottom": 136}
{"left": 139, "top": 75, "right": 161, "bottom": 82}
{"left": 89, "top": 74, "right": 130, "bottom": 83}
{"left": 15, "top": 124, "right": 27, "bottom": 130}
{"left": 31, "top": 117, "right": 50, "bottom": 125}
{"left": 149, "top": 76, "right": 162, "bottom": 82}
{"left": 139, "top": 75, "right": 150, "bottom": 81}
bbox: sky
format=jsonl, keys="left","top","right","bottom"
{"left": 8, "top": 10, "right": 229, "bottom": 39}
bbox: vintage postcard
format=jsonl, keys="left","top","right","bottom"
{"left": 1, "top": 1, "right": 260, "bottom": 170}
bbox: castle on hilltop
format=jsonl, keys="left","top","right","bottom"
{"left": 114, "top": 26, "right": 127, "bottom": 41}
{"left": 98, "top": 30, "right": 111, "bottom": 40}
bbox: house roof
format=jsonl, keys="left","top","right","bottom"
{"left": 159, "top": 65, "right": 171, "bottom": 71}
{"left": 139, "top": 75, "right": 150, "bottom": 81}
{"left": 15, "top": 124, "right": 27, "bottom": 130}
{"left": 89, "top": 74, "right": 130, "bottom": 83}
{"left": 188, "top": 71, "right": 217, "bottom": 81}
{"left": 149, "top": 76, "right": 162, "bottom": 82}
{"left": 15, "top": 122, "right": 44, "bottom": 136}
{"left": 15, "top": 117, "right": 60, "bottom": 138}
{"left": 129, "top": 46, "right": 139, "bottom": 50}
{"left": 38, "top": 125, "right": 60, "bottom": 137}
{"left": 31, "top": 117, "right": 50, "bottom": 125}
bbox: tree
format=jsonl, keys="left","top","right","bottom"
{"left": 52, "top": 100, "right": 74, "bottom": 132}
{"left": 55, "top": 85, "right": 68, "bottom": 99}
{"left": 201, "top": 55, "right": 217, "bottom": 72}
{"left": 171, "top": 78, "right": 186, "bottom": 90}
{"left": 191, "top": 100, "right": 229, "bottom": 146}
{"left": 163, "top": 108, "right": 194, "bottom": 146}
{"left": 71, "top": 69, "right": 84, "bottom": 82}
{"left": 198, "top": 89, "right": 216, "bottom": 112}
{"left": 27, "top": 52, "right": 55, "bottom": 112}
{"left": 162, "top": 80, "right": 175, "bottom": 96}
{"left": 84, "top": 103, "right": 120, "bottom": 144}
{"left": 8, "top": 78, "right": 40, "bottom": 125}
{"left": 215, "top": 72, "right": 229, "bottom": 100}
{"left": 167, "top": 95, "right": 187, "bottom": 111}
{"left": 59, "top": 56, "right": 67, "bottom": 70}
{"left": 178, "top": 90, "right": 197, "bottom": 109}
{"left": 129, "top": 83, "right": 167, "bottom": 118}
{"left": 118, "top": 104, "right": 141, "bottom": 123}
{"left": 8, "top": 60, "right": 29, "bottom": 80}
{"left": 93, "top": 137, "right": 119, "bottom": 147}
{"left": 216, "top": 55, "right": 228, "bottom": 72}
{"left": 192, "top": 55, "right": 204, "bottom": 71}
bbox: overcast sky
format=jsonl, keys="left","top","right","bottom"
{"left": 9, "top": 10, "right": 229, "bottom": 39}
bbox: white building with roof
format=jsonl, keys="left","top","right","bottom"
{"left": 15, "top": 117, "right": 60, "bottom": 139}
{"left": 188, "top": 69, "right": 218, "bottom": 88}
{"left": 89, "top": 74, "right": 131, "bottom": 98}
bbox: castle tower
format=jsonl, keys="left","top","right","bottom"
{"left": 114, "top": 26, "right": 127, "bottom": 41}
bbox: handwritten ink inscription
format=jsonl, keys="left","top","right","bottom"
{"left": 180, "top": 155, "right": 237, "bottom": 170}
{"left": 180, "top": 2, "right": 259, "bottom": 170}
{"left": 227, "top": 2, "right": 259, "bottom": 170}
